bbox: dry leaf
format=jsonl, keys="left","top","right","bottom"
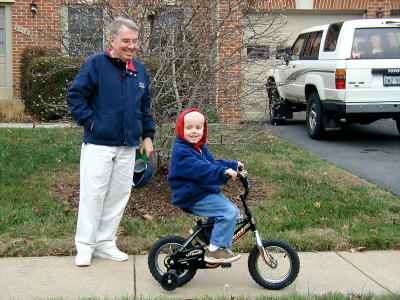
{"left": 56, "top": 158, "right": 62, "bottom": 163}
{"left": 314, "top": 202, "right": 321, "bottom": 208}
{"left": 349, "top": 247, "right": 356, "bottom": 253}
{"left": 342, "top": 224, "right": 349, "bottom": 229}
{"left": 370, "top": 229, "right": 378, "bottom": 234}
{"left": 298, "top": 211, "right": 305, "bottom": 216}
{"left": 143, "top": 214, "right": 154, "bottom": 220}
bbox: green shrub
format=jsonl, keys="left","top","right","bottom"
{"left": 24, "top": 56, "right": 84, "bottom": 120}
{"left": 20, "top": 46, "right": 60, "bottom": 115}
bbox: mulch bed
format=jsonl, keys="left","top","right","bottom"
{"left": 52, "top": 168, "right": 273, "bottom": 219}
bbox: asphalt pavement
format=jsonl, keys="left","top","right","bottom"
{"left": 267, "top": 113, "right": 400, "bottom": 197}
{"left": 0, "top": 251, "right": 399, "bottom": 299}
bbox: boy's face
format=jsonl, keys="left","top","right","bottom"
{"left": 183, "top": 117, "right": 204, "bottom": 144}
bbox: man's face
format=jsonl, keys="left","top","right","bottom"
{"left": 109, "top": 24, "right": 139, "bottom": 63}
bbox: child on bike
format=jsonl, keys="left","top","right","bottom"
{"left": 168, "top": 108, "right": 244, "bottom": 263}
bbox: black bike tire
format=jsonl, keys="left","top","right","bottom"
{"left": 148, "top": 235, "right": 197, "bottom": 287}
{"left": 248, "top": 238, "right": 300, "bottom": 290}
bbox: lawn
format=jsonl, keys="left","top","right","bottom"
{"left": 0, "top": 126, "right": 399, "bottom": 257}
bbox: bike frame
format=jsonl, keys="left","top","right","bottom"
{"left": 166, "top": 171, "right": 276, "bottom": 270}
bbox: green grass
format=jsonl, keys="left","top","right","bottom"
{"left": 0, "top": 126, "right": 399, "bottom": 257}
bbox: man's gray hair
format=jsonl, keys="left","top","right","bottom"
{"left": 109, "top": 16, "right": 139, "bottom": 37}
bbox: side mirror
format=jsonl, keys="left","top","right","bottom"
{"left": 280, "top": 54, "right": 290, "bottom": 65}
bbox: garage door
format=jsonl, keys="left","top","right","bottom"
{"left": 241, "top": 11, "right": 364, "bottom": 120}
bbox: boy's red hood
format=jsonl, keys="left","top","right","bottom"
{"left": 176, "top": 108, "right": 207, "bottom": 151}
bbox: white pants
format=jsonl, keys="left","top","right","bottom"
{"left": 75, "top": 143, "right": 136, "bottom": 253}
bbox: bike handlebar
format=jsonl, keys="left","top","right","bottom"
{"left": 237, "top": 168, "right": 250, "bottom": 190}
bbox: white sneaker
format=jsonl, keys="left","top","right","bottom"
{"left": 93, "top": 247, "right": 128, "bottom": 261}
{"left": 75, "top": 252, "right": 92, "bottom": 267}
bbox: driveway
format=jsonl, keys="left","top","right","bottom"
{"left": 267, "top": 113, "right": 400, "bottom": 197}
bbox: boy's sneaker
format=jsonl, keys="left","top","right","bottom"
{"left": 204, "top": 247, "right": 241, "bottom": 263}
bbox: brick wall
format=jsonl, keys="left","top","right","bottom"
{"left": 9, "top": 0, "right": 400, "bottom": 122}
{"left": 12, "top": 0, "right": 61, "bottom": 99}
{"left": 366, "top": 0, "right": 392, "bottom": 18}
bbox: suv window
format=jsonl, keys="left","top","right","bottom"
{"left": 303, "top": 31, "right": 323, "bottom": 59}
{"left": 290, "top": 34, "right": 307, "bottom": 59}
{"left": 351, "top": 27, "right": 400, "bottom": 59}
{"left": 323, "top": 23, "right": 342, "bottom": 52}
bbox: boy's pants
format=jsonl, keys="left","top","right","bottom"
{"left": 75, "top": 143, "right": 136, "bottom": 253}
{"left": 189, "top": 193, "right": 239, "bottom": 248}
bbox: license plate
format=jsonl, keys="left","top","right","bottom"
{"left": 383, "top": 75, "right": 400, "bottom": 86}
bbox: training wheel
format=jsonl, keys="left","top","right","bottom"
{"left": 160, "top": 271, "right": 179, "bottom": 291}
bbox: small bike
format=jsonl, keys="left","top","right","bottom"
{"left": 148, "top": 169, "right": 300, "bottom": 291}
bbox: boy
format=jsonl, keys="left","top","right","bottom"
{"left": 168, "top": 108, "right": 244, "bottom": 263}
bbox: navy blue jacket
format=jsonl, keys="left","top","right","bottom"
{"left": 168, "top": 136, "right": 238, "bottom": 209}
{"left": 67, "top": 51, "right": 155, "bottom": 146}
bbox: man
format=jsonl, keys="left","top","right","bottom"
{"left": 67, "top": 16, "right": 155, "bottom": 267}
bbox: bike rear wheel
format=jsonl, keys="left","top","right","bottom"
{"left": 248, "top": 238, "right": 300, "bottom": 289}
{"left": 148, "top": 235, "right": 197, "bottom": 287}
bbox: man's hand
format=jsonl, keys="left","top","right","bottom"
{"left": 237, "top": 161, "right": 245, "bottom": 171}
{"left": 140, "top": 137, "right": 154, "bottom": 159}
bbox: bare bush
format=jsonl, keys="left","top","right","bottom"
{"left": 40, "top": 0, "right": 289, "bottom": 168}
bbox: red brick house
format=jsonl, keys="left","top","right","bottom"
{"left": 1, "top": 0, "right": 399, "bottom": 122}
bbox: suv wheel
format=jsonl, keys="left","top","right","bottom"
{"left": 267, "top": 81, "right": 286, "bottom": 125}
{"left": 306, "top": 92, "right": 325, "bottom": 139}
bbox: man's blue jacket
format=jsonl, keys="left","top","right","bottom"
{"left": 67, "top": 51, "right": 155, "bottom": 146}
{"left": 168, "top": 136, "right": 238, "bottom": 209}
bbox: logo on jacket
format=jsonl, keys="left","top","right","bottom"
{"left": 139, "top": 82, "right": 145, "bottom": 89}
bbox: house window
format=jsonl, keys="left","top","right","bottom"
{"left": 247, "top": 45, "right": 269, "bottom": 59}
{"left": 0, "top": 7, "right": 4, "bottom": 56}
{"left": 148, "top": 6, "right": 185, "bottom": 54}
{"left": 66, "top": 4, "right": 104, "bottom": 57}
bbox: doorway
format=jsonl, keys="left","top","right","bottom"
{"left": 0, "top": 4, "right": 13, "bottom": 103}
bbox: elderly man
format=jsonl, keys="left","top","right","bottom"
{"left": 67, "top": 16, "right": 155, "bottom": 267}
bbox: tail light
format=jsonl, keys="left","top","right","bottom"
{"left": 335, "top": 69, "right": 346, "bottom": 89}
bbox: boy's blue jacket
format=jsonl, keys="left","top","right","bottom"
{"left": 67, "top": 50, "right": 155, "bottom": 146}
{"left": 168, "top": 136, "right": 238, "bottom": 210}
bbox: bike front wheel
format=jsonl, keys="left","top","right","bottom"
{"left": 248, "top": 238, "right": 300, "bottom": 290}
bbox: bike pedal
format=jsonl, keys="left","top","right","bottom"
{"left": 221, "top": 263, "right": 231, "bottom": 268}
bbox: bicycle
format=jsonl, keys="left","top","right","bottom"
{"left": 148, "top": 169, "right": 300, "bottom": 291}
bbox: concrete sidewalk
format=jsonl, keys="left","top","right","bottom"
{"left": 0, "top": 251, "right": 399, "bottom": 299}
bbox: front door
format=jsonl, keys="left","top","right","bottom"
{"left": 0, "top": 5, "right": 12, "bottom": 102}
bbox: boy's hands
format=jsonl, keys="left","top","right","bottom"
{"left": 225, "top": 168, "right": 238, "bottom": 180}
{"left": 225, "top": 162, "right": 245, "bottom": 180}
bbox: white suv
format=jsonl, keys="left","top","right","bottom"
{"left": 267, "top": 18, "right": 400, "bottom": 139}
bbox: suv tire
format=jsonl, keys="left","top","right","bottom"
{"left": 306, "top": 92, "right": 325, "bottom": 139}
{"left": 267, "top": 81, "right": 286, "bottom": 125}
